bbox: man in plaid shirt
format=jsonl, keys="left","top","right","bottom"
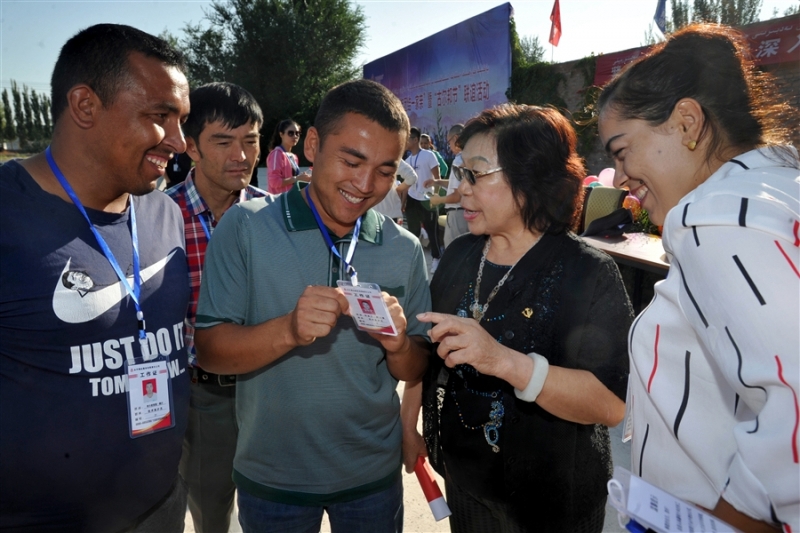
{"left": 166, "top": 82, "right": 265, "bottom": 533}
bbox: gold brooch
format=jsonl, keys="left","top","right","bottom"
{"left": 522, "top": 308, "right": 533, "bottom": 318}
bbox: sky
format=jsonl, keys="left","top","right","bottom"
{"left": 1, "top": 0, "right": 797, "bottom": 93}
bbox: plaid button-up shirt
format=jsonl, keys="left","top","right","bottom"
{"left": 166, "top": 170, "right": 266, "bottom": 366}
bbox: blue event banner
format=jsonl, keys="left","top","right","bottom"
{"left": 364, "top": 3, "right": 512, "bottom": 159}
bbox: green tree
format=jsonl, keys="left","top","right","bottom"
{"left": 23, "top": 86, "right": 36, "bottom": 143}
{"left": 41, "top": 94, "right": 53, "bottom": 138}
{"left": 1, "top": 89, "right": 15, "bottom": 142}
{"left": 667, "top": 0, "right": 762, "bottom": 31}
{"left": 158, "top": 29, "right": 181, "bottom": 50}
{"left": 181, "top": 0, "right": 366, "bottom": 152}
{"left": 506, "top": 19, "right": 566, "bottom": 110}
{"left": 11, "top": 81, "right": 27, "bottom": 147}
{"left": 0, "top": 99, "right": 5, "bottom": 146}
{"left": 30, "top": 90, "right": 44, "bottom": 141}
{"left": 718, "top": 0, "right": 762, "bottom": 25}
{"left": 643, "top": 23, "right": 664, "bottom": 45}
{"left": 670, "top": 0, "right": 691, "bottom": 31}
{"left": 692, "top": 0, "right": 720, "bottom": 23}
{"left": 519, "top": 35, "right": 546, "bottom": 66}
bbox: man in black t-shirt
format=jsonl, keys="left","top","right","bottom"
{"left": 0, "top": 24, "right": 191, "bottom": 532}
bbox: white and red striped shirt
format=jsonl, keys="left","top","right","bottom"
{"left": 628, "top": 147, "right": 799, "bottom": 531}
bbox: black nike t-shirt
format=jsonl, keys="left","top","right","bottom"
{"left": 0, "top": 161, "right": 190, "bottom": 532}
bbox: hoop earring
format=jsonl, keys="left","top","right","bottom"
{"left": 688, "top": 140, "right": 697, "bottom": 151}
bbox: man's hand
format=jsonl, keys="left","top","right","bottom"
{"left": 364, "top": 292, "right": 409, "bottom": 353}
{"left": 402, "top": 426, "right": 428, "bottom": 473}
{"left": 290, "top": 285, "right": 349, "bottom": 347}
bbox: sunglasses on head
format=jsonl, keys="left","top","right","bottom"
{"left": 451, "top": 166, "right": 504, "bottom": 185}
{"left": 285, "top": 130, "right": 300, "bottom": 137}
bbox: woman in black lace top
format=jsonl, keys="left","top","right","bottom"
{"left": 402, "top": 104, "right": 633, "bottom": 532}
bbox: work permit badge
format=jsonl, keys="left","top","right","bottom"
{"left": 305, "top": 187, "right": 398, "bottom": 337}
{"left": 44, "top": 145, "right": 175, "bottom": 439}
{"left": 337, "top": 281, "right": 398, "bottom": 336}
{"left": 125, "top": 356, "right": 175, "bottom": 438}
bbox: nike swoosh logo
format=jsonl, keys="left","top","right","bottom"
{"left": 52, "top": 250, "right": 177, "bottom": 324}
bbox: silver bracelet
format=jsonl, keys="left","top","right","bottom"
{"left": 514, "top": 352, "right": 549, "bottom": 403}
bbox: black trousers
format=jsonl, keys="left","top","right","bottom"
{"left": 405, "top": 196, "right": 442, "bottom": 260}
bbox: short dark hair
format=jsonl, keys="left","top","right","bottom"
{"left": 448, "top": 124, "right": 464, "bottom": 138}
{"left": 51, "top": 24, "right": 186, "bottom": 123}
{"left": 269, "top": 119, "right": 299, "bottom": 151}
{"left": 314, "top": 79, "right": 409, "bottom": 148}
{"left": 598, "top": 23, "right": 795, "bottom": 165}
{"left": 458, "top": 104, "right": 585, "bottom": 235}
{"left": 409, "top": 127, "right": 421, "bottom": 140}
{"left": 183, "top": 82, "right": 263, "bottom": 141}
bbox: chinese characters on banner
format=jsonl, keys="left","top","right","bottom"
{"left": 364, "top": 3, "right": 511, "bottom": 154}
{"left": 742, "top": 16, "right": 800, "bottom": 65}
{"left": 399, "top": 80, "right": 492, "bottom": 112}
{"left": 594, "top": 14, "right": 799, "bottom": 86}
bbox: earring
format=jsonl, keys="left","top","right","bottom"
{"left": 688, "top": 140, "right": 697, "bottom": 151}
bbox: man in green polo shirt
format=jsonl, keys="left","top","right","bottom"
{"left": 194, "top": 79, "right": 431, "bottom": 533}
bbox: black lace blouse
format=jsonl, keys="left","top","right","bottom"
{"left": 422, "top": 232, "right": 633, "bottom": 532}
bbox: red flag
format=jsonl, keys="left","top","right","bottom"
{"left": 549, "top": 0, "right": 562, "bottom": 47}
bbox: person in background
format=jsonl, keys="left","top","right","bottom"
{"left": 166, "top": 151, "right": 193, "bottom": 186}
{"left": 166, "top": 81, "right": 266, "bottom": 533}
{"left": 402, "top": 104, "right": 632, "bottom": 532}
{"left": 373, "top": 158, "right": 418, "bottom": 225}
{"left": 420, "top": 133, "right": 448, "bottom": 255}
{"left": 0, "top": 24, "right": 191, "bottom": 532}
{"left": 420, "top": 133, "right": 448, "bottom": 179}
{"left": 194, "top": 79, "right": 431, "bottom": 533}
{"left": 266, "top": 118, "right": 311, "bottom": 194}
{"left": 428, "top": 124, "right": 469, "bottom": 248}
{"left": 598, "top": 24, "right": 799, "bottom": 533}
{"left": 404, "top": 127, "right": 443, "bottom": 273}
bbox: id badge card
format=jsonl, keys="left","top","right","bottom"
{"left": 125, "top": 357, "right": 175, "bottom": 438}
{"left": 337, "top": 281, "right": 398, "bottom": 336}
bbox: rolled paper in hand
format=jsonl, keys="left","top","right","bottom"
{"left": 414, "top": 456, "right": 451, "bottom": 521}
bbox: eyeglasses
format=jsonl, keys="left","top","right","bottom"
{"left": 285, "top": 130, "right": 300, "bottom": 137}
{"left": 452, "top": 166, "right": 504, "bottom": 185}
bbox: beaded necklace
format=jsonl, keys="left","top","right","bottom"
{"left": 451, "top": 261, "right": 509, "bottom": 453}
{"left": 453, "top": 235, "right": 541, "bottom": 452}
{"left": 450, "top": 365, "right": 505, "bottom": 453}
{"left": 471, "top": 236, "right": 535, "bottom": 322}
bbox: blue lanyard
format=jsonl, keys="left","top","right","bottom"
{"left": 410, "top": 152, "right": 420, "bottom": 170}
{"left": 45, "top": 146, "right": 147, "bottom": 339}
{"left": 304, "top": 187, "right": 361, "bottom": 285}
{"left": 198, "top": 214, "right": 211, "bottom": 241}
{"left": 196, "top": 187, "right": 247, "bottom": 241}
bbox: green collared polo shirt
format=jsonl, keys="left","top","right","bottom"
{"left": 196, "top": 185, "right": 431, "bottom": 504}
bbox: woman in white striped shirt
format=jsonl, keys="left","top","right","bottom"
{"left": 598, "top": 23, "right": 799, "bottom": 532}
